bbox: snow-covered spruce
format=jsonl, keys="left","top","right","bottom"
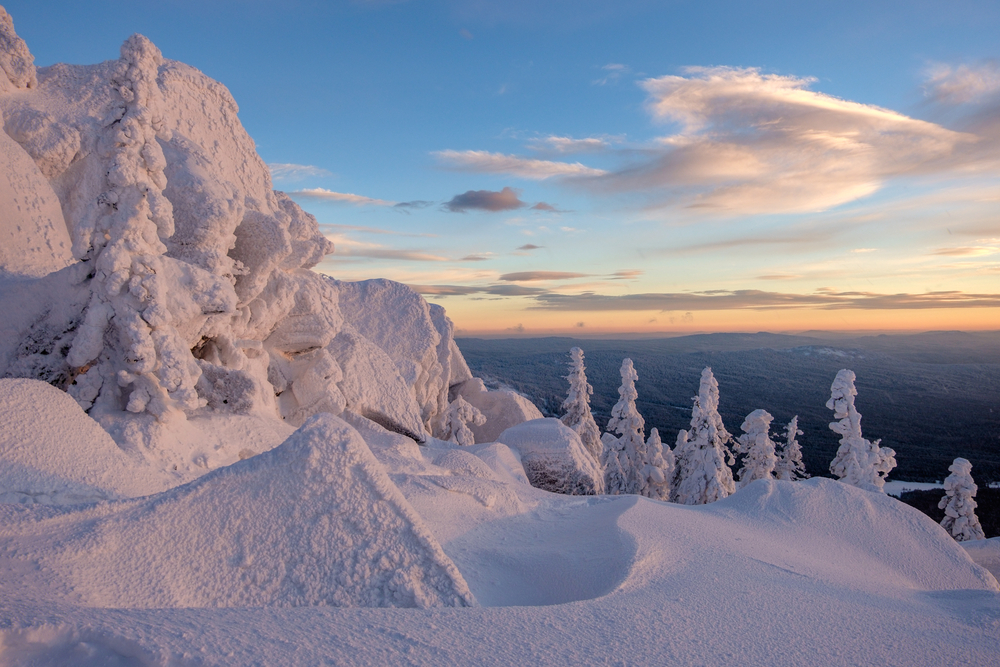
{"left": 827, "top": 370, "right": 896, "bottom": 493}
{"left": 560, "top": 347, "right": 602, "bottom": 462}
{"left": 672, "top": 367, "right": 735, "bottom": 505}
{"left": 775, "top": 416, "right": 808, "bottom": 481}
{"left": 440, "top": 396, "right": 486, "bottom": 447}
{"left": 640, "top": 427, "right": 673, "bottom": 501}
{"left": 603, "top": 358, "right": 645, "bottom": 495}
{"left": 939, "top": 458, "right": 986, "bottom": 542}
{"left": 734, "top": 409, "right": 777, "bottom": 489}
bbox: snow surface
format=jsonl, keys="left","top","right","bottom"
{"left": 1, "top": 12, "right": 999, "bottom": 665}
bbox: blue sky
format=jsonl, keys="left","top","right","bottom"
{"left": 9, "top": 0, "right": 1000, "bottom": 334}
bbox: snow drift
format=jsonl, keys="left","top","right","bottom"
{"left": 0, "top": 414, "right": 475, "bottom": 609}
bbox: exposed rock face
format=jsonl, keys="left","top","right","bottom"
{"left": 498, "top": 418, "right": 605, "bottom": 495}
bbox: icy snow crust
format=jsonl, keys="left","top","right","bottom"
{"left": 1, "top": 15, "right": 999, "bottom": 665}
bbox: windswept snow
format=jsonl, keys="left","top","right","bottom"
{"left": 0, "top": 414, "right": 475, "bottom": 609}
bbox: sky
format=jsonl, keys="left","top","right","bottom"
{"left": 7, "top": 0, "right": 1000, "bottom": 336}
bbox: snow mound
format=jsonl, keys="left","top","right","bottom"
{"left": 498, "top": 418, "right": 604, "bottom": 495}
{"left": 0, "top": 378, "right": 164, "bottom": 504}
{"left": 0, "top": 414, "right": 476, "bottom": 608}
{"left": 452, "top": 377, "right": 543, "bottom": 443}
{"left": 963, "top": 537, "right": 1000, "bottom": 580}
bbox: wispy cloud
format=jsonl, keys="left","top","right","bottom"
{"left": 531, "top": 202, "right": 565, "bottom": 212}
{"left": 318, "top": 223, "right": 435, "bottom": 237}
{"left": 594, "top": 63, "right": 629, "bottom": 86}
{"left": 444, "top": 187, "right": 526, "bottom": 212}
{"left": 517, "top": 244, "right": 543, "bottom": 250}
{"left": 528, "top": 289, "right": 1000, "bottom": 311}
{"left": 268, "top": 163, "right": 333, "bottom": 180}
{"left": 409, "top": 284, "right": 547, "bottom": 297}
{"left": 528, "top": 135, "right": 614, "bottom": 154}
{"left": 499, "top": 271, "right": 590, "bottom": 281}
{"left": 924, "top": 61, "right": 1000, "bottom": 105}
{"left": 291, "top": 188, "right": 396, "bottom": 206}
{"left": 434, "top": 150, "right": 607, "bottom": 179}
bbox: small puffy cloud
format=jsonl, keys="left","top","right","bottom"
{"left": 444, "top": 187, "right": 526, "bottom": 212}
{"left": 268, "top": 163, "right": 333, "bottom": 180}
{"left": 435, "top": 150, "right": 607, "bottom": 179}
{"left": 499, "top": 271, "right": 589, "bottom": 281}
{"left": 924, "top": 61, "right": 1000, "bottom": 105}
{"left": 291, "top": 188, "right": 396, "bottom": 206}
{"left": 517, "top": 244, "right": 543, "bottom": 250}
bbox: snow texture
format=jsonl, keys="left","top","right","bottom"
{"left": 939, "top": 457, "right": 986, "bottom": 542}
{"left": 0, "top": 413, "right": 476, "bottom": 609}
{"left": 962, "top": 537, "right": 1000, "bottom": 580}
{"left": 734, "top": 408, "right": 778, "bottom": 489}
{"left": 559, "top": 347, "right": 602, "bottom": 461}
{"left": 775, "top": 415, "right": 808, "bottom": 481}
{"left": 451, "top": 376, "right": 543, "bottom": 443}
{"left": 672, "top": 367, "right": 736, "bottom": 505}
{"left": 498, "top": 418, "right": 605, "bottom": 495}
{"left": 0, "top": 378, "right": 165, "bottom": 504}
{"left": 827, "top": 369, "right": 897, "bottom": 493}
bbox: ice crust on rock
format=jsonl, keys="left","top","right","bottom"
{"left": 498, "top": 418, "right": 604, "bottom": 495}
{"left": 0, "top": 414, "right": 476, "bottom": 608}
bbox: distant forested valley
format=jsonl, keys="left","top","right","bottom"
{"left": 456, "top": 331, "right": 1000, "bottom": 485}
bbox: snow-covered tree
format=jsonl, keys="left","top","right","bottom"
{"left": 441, "top": 396, "right": 486, "bottom": 447}
{"left": 600, "top": 432, "right": 628, "bottom": 495}
{"left": 672, "top": 367, "right": 735, "bottom": 505}
{"left": 638, "top": 428, "right": 673, "bottom": 501}
{"left": 603, "top": 359, "right": 646, "bottom": 494}
{"left": 774, "top": 416, "right": 808, "bottom": 481}
{"left": 734, "top": 409, "right": 777, "bottom": 489}
{"left": 827, "top": 369, "right": 896, "bottom": 493}
{"left": 560, "top": 347, "right": 602, "bottom": 462}
{"left": 939, "top": 458, "right": 986, "bottom": 542}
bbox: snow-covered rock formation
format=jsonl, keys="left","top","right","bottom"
{"left": 0, "top": 17, "right": 516, "bottom": 479}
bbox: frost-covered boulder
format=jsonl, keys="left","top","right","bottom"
{"left": 0, "top": 414, "right": 477, "bottom": 608}
{"left": 325, "top": 325, "right": 426, "bottom": 440}
{"left": 452, "top": 377, "right": 543, "bottom": 444}
{"left": 0, "top": 378, "right": 164, "bottom": 503}
{"left": 333, "top": 279, "right": 471, "bottom": 435}
{"left": 0, "top": 129, "right": 72, "bottom": 277}
{"left": 498, "top": 418, "right": 604, "bottom": 495}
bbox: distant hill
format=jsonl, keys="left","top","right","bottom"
{"left": 456, "top": 331, "right": 1000, "bottom": 484}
